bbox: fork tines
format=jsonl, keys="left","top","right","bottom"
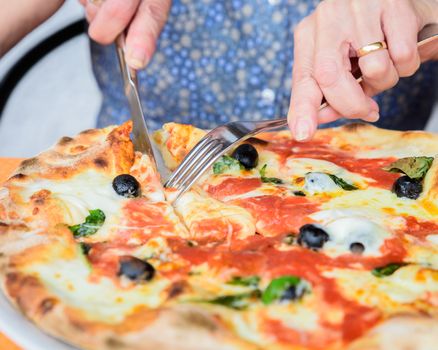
{"left": 164, "top": 136, "right": 225, "bottom": 196}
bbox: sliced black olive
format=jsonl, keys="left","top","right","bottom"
{"left": 279, "top": 285, "right": 304, "bottom": 302}
{"left": 349, "top": 242, "right": 365, "bottom": 255}
{"left": 112, "top": 174, "right": 140, "bottom": 198}
{"left": 80, "top": 243, "right": 92, "bottom": 255}
{"left": 393, "top": 175, "right": 422, "bottom": 199}
{"left": 118, "top": 256, "right": 155, "bottom": 281}
{"left": 293, "top": 191, "right": 306, "bottom": 197}
{"left": 231, "top": 144, "right": 259, "bottom": 170}
{"left": 297, "top": 224, "right": 329, "bottom": 250}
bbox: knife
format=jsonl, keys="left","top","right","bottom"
{"left": 115, "top": 33, "right": 158, "bottom": 169}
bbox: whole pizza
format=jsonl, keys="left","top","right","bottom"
{"left": 1, "top": 121, "right": 438, "bottom": 349}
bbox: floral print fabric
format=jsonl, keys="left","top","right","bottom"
{"left": 91, "top": 0, "right": 437, "bottom": 131}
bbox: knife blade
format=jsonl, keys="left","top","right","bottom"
{"left": 115, "top": 33, "right": 158, "bottom": 169}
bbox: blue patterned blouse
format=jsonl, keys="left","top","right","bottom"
{"left": 91, "top": 0, "right": 437, "bottom": 131}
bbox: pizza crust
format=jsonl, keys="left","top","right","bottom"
{"left": 348, "top": 315, "right": 438, "bottom": 350}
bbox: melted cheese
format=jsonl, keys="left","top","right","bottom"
{"left": 303, "top": 172, "right": 340, "bottom": 195}
{"left": 25, "top": 256, "right": 171, "bottom": 323}
{"left": 20, "top": 170, "right": 125, "bottom": 227}
{"left": 325, "top": 217, "right": 390, "bottom": 257}
{"left": 325, "top": 265, "right": 438, "bottom": 307}
{"left": 175, "top": 188, "right": 256, "bottom": 240}
{"left": 322, "top": 188, "right": 436, "bottom": 222}
{"left": 285, "top": 158, "right": 371, "bottom": 186}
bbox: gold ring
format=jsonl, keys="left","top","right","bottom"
{"left": 357, "top": 41, "right": 388, "bottom": 58}
{"left": 88, "top": 0, "right": 103, "bottom": 5}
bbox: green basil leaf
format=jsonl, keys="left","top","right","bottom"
{"left": 213, "top": 155, "right": 243, "bottom": 175}
{"left": 372, "top": 263, "right": 406, "bottom": 278}
{"left": 69, "top": 209, "right": 106, "bottom": 238}
{"left": 282, "top": 234, "right": 295, "bottom": 245}
{"left": 227, "top": 276, "right": 260, "bottom": 287}
{"left": 260, "top": 164, "right": 283, "bottom": 184}
{"left": 207, "top": 290, "right": 261, "bottom": 310}
{"left": 326, "top": 174, "right": 358, "bottom": 191}
{"left": 262, "top": 276, "right": 301, "bottom": 305}
{"left": 383, "top": 157, "right": 434, "bottom": 179}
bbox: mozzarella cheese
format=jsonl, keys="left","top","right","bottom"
{"left": 303, "top": 172, "right": 340, "bottom": 195}
{"left": 25, "top": 256, "right": 171, "bottom": 323}
{"left": 325, "top": 265, "right": 438, "bottom": 307}
{"left": 175, "top": 188, "right": 256, "bottom": 240}
{"left": 285, "top": 158, "right": 371, "bottom": 186}
{"left": 20, "top": 170, "right": 125, "bottom": 227}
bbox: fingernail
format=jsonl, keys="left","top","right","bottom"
{"left": 368, "top": 111, "right": 380, "bottom": 122}
{"left": 127, "top": 47, "right": 147, "bottom": 69}
{"left": 294, "top": 119, "right": 312, "bottom": 141}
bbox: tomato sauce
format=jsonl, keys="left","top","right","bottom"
{"left": 231, "top": 195, "right": 320, "bottom": 236}
{"left": 119, "top": 199, "right": 178, "bottom": 242}
{"left": 403, "top": 216, "right": 438, "bottom": 240}
{"left": 205, "top": 177, "right": 262, "bottom": 200}
{"left": 265, "top": 139, "right": 399, "bottom": 190}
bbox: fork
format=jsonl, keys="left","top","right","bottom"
{"left": 165, "top": 25, "right": 438, "bottom": 200}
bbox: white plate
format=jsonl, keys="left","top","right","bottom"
{"left": 0, "top": 291, "right": 77, "bottom": 350}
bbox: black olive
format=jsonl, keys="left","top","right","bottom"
{"left": 393, "top": 175, "right": 422, "bottom": 199}
{"left": 349, "top": 242, "right": 365, "bottom": 255}
{"left": 293, "top": 191, "right": 306, "bottom": 197}
{"left": 297, "top": 224, "right": 329, "bottom": 250}
{"left": 231, "top": 144, "right": 258, "bottom": 170}
{"left": 112, "top": 174, "right": 140, "bottom": 198}
{"left": 118, "top": 256, "right": 155, "bottom": 281}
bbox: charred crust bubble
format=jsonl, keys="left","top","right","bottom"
{"left": 58, "top": 136, "right": 74, "bottom": 146}
{"left": 10, "top": 173, "right": 27, "bottom": 181}
{"left": 94, "top": 157, "right": 108, "bottom": 168}
{"left": 343, "top": 122, "right": 367, "bottom": 132}
{"left": 167, "top": 281, "right": 187, "bottom": 299}
{"left": 18, "top": 157, "right": 39, "bottom": 171}
{"left": 39, "top": 298, "right": 57, "bottom": 315}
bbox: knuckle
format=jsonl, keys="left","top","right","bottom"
{"left": 142, "top": 1, "right": 170, "bottom": 24}
{"left": 392, "top": 42, "right": 417, "bottom": 65}
{"left": 313, "top": 56, "right": 340, "bottom": 88}
{"left": 343, "top": 104, "right": 369, "bottom": 119}
{"left": 360, "top": 54, "right": 391, "bottom": 79}
{"left": 106, "top": 0, "right": 138, "bottom": 22}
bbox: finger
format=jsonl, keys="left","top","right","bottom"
{"left": 125, "top": 0, "right": 171, "bottom": 69}
{"left": 85, "top": 3, "right": 99, "bottom": 22}
{"left": 288, "top": 17, "right": 321, "bottom": 141}
{"left": 317, "top": 100, "right": 380, "bottom": 124}
{"left": 317, "top": 106, "right": 342, "bottom": 124}
{"left": 313, "top": 3, "right": 377, "bottom": 120}
{"left": 78, "top": 0, "right": 87, "bottom": 6}
{"left": 89, "top": 0, "right": 141, "bottom": 44}
{"left": 352, "top": 0, "right": 399, "bottom": 95}
{"left": 382, "top": 0, "right": 421, "bottom": 77}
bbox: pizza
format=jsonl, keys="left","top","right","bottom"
{"left": 1, "top": 121, "right": 438, "bottom": 350}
